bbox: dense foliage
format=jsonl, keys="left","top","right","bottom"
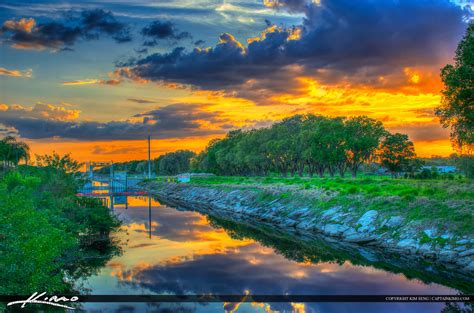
{"left": 379, "top": 133, "right": 417, "bottom": 177}
{"left": 154, "top": 150, "right": 196, "bottom": 175}
{"left": 192, "top": 114, "right": 416, "bottom": 177}
{"left": 0, "top": 151, "right": 121, "bottom": 295}
{"left": 436, "top": 22, "right": 473, "bottom": 153}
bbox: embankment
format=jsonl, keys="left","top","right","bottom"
{"left": 145, "top": 181, "right": 474, "bottom": 278}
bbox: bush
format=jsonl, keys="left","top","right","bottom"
{"left": 0, "top": 167, "right": 121, "bottom": 294}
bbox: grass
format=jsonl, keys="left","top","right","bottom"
{"left": 156, "top": 174, "right": 474, "bottom": 239}
{"left": 185, "top": 175, "right": 472, "bottom": 201}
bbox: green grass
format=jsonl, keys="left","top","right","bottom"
{"left": 184, "top": 175, "right": 472, "bottom": 200}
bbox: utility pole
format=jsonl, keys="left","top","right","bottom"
{"left": 147, "top": 135, "right": 151, "bottom": 179}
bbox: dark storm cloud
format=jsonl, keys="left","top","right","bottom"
{"left": 141, "top": 21, "right": 191, "bottom": 47}
{"left": 194, "top": 39, "right": 205, "bottom": 46}
{"left": 120, "top": 0, "right": 469, "bottom": 94}
{"left": 78, "top": 9, "right": 131, "bottom": 43}
{"left": 0, "top": 103, "right": 229, "bottom": 140}
{"left": 0, "top": 9, "right": 131, "bottom": 50}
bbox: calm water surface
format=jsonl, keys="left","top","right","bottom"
{"left": 79, "top": 196, "right": 458, "bottom": 313}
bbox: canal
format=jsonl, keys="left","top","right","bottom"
{"left": 76, "top": 193, "right": 462, "bottom": 313}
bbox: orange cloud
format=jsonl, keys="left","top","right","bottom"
{"left": 0, "top": 67, "right": 32, "bottom": 78}
{"left": 247, "top": 24, "right": 302, "bottom": 44}
{"left": 2, "top": 18, "right": 35, "bottom": 33}
{"left": 0, "top": 102, "right": 80, "bottom": 121}
{"left": 62, "top": 78, "right": 121, "bottom": 86}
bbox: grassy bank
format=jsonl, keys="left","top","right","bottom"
{"left": 0, "top": 166, "right": 121, "bottom": 296}
{"left": 159, "top": 175, "right": 473, "bottom": 239}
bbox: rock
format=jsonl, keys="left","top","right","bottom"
{"left": 330, "top": 213, "right": 346, "bottom": 223}
{"left": 465, "top": 261, "right": 474, "bottom": 273}
{"left": 439, "top": 250, "right": 458, "bottom": 263}
{"left": 357, "top": 210, "right": 378, "bottom": 233}
{"left": 418, "top": 243, "right": 436, "bottom": 257}
{"left": 441, "top": 233, "right": 453, "bottom": 240}
{"left": 296, "top": 217, "right": 318, "bottom": 230}
{"left": 344, "top": 233, "right": 377, "bottom": 243}
{"left": 459, "top": 249, "right": 474, "bottom": 257}
{"left": 454, "top": 246, "right": 467, "bottom": 252}
{"left": 456, "top": 239, "right": 470, "bottom": 245}
{"left": 321, "top": 207, "right": 340, "bottom": 219}
{"left": 396, "top": 239, "right": 418, "bottom": 253}
{"left": 359, "top": 248, "right": 379, "bottom": 262}
{"left": 323, "top": 224, "right": 350, "bottom": 237}
{"left": 423, "top": 228, "right": 437, "bottom": 239}
{"left": 288, "top": 208, "right": 309, "bottom": 219}
{"left": 456, "top": 256, "right": 472, "bottom": 266}
{"left": 282, "top": 219, "right": 298, "bottom": 227}
{"left": 385, "top": 216, "right": 404, "bottom": 228}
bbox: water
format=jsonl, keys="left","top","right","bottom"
{"left": 75, "top": 194, "right": 465, "bottom": 313}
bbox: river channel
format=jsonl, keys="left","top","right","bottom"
{"left": 74, "top": 190, "right": 465, "bottom": 313}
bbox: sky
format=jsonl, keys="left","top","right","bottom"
{"left": 0, "top": 0, "right": 473, "bottom": 162}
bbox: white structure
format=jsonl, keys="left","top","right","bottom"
{"left": 177, "top": 174, "right": 191, "bottom": 183}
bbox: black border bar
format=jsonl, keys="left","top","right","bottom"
{"left": 0, "top": 295, "right": 472, "bottom": 303}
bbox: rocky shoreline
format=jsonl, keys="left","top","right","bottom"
{"left": 145, "top": 182, "right": 474, "bottom": 278}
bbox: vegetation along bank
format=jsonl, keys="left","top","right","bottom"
{"left": 0, "top": 140, "right": 122, "bottom": 298}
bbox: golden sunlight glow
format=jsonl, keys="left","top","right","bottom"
{"left": 288, "top": 27, "right": 302, "bottom": 41}
{"left": 291, "top": 303, "right": 307, "bottom": 313}
{"left": 62, "top": 79, "right": 102, "bottom": 86}
{"left": 23, "top": 73, "right": 454, "bottom": 160}
{"left": 248, "top": 24, "right": 302, "bottom": 44}
{"left": 15, "top": 63, "right": 453, "bottom": 161}
{"left": 404, "top": 67, "right": 421, "bottom": 84}
{"left": 3, "top": 18, "right": 35, "bottom": 33}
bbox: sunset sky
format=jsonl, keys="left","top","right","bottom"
{"left": 1, "top": 0, "right": 473, "bottom": 162}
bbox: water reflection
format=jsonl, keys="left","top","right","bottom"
{"left": 80, "top": 196, "right": 467, "bottom": 313}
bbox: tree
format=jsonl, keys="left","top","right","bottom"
{"left": 344, "top": 116, "right": 387, "bottom": 177}
{"left": 0, "top": 136, "right": 30, "bottom": 168}
{"left": 312, "top": 116, "right": 347, "bottom": 177}
{"left": 436, "top": 23, "right": 473, "bottom": 153}
{"left": 450, "top": 153, "right": 474, "bottom": 179}
{"left": 190, "top": 114, "right": 408, "bottom": 179}
{"left": 35, "top": 152, "right": 82, "bottom": 173}
{"left": 379, "top": 133, "right": 417, "bottom": 177}
{"left": 156, "top": 150, "right": 196, "bottom": 175}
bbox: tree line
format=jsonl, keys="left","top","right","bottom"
{"left": 191, "top": 114, "right": 417, "bottom": 177}
{"left": 95, "top": 149, "right": 196, "bottom": 176}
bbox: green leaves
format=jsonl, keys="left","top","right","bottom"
{"left": 379, "top": 133, "right": 417, "bottom": 175}
{"left": 436, "top": 22, "right": 473, "bottom": 152}
{"left": 192, "top": 114, "right": 407, "bottom": 178}
{"left": 156, "top": 150, "right": 196, "bottom": 175}
{"left": 35, "top": 152, "right": 83, "bottom": 174}
{"left": 0, "top": 165, "right": 121, "bottom": 294}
